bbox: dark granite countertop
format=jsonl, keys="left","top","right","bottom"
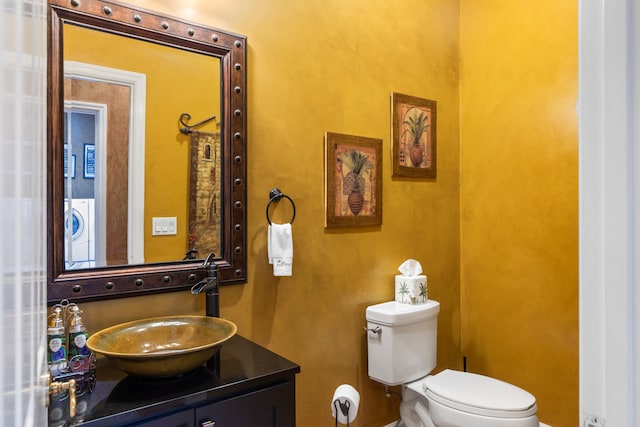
{"left": 49, "top": 335, "right": 300, "bottom": 426}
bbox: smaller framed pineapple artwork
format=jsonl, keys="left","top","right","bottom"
{"left": 325, "top": 132, "right": 382, "bottom": 228}
{"left": 391, "top": 92, "right": 437, "bottom": 178}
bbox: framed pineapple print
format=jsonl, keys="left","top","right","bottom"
{"left": 325, "top": 132, "right": 382, "bottom": 228}
{"left": 392, "top": 92, "right": 437, "bottom": 178}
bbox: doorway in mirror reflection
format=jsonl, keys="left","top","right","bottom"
{"left": 64, "top": 108, "right": 104, "bottom": 269}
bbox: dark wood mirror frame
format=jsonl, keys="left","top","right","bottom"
{"left": 47, "top": 0, "right": 247, "bottom": 303}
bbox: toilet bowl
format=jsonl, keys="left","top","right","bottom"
{"left": 365, "top": 300, "right": 539, "bottom": 427}
{"left": 401, "top": 369, "right": 538, "bottom": 427}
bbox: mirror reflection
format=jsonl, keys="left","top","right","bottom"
{"left": 62, "top": 23, "right": 221, "bottom": 270}
{"left": 48, "top": 0, "right": 247, "bottom": 302}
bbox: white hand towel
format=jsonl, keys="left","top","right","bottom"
{"left": 268, "top": 223, "right": 293, "bottom": 276}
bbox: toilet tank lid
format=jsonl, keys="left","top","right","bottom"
{"left": 366, "top": 300, "right": 440, "bottom": 326}
{"left": 424, "top": 369, "right": 537, "bottom": 416}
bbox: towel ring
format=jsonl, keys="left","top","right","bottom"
{"left": 266, "top": 188, "right": 296, "bottom": 225}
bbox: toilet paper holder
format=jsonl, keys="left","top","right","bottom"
{"left": 333, "top": 398, "right": 351, "bottom": 427}
{"left": 331, "top": 384, "right": 359, "bottom": 426}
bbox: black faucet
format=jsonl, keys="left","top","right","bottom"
{"left": 190, "top": 253, "right": 219, "bottom": 317}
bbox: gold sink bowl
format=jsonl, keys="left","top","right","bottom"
{"left": 86, "top": 315, "right": 237, "bottom": 377}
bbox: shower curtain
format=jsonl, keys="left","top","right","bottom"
{"left": 0, "top": 0, "right": 48, "bottom": 425}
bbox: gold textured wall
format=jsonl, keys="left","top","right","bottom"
{"left": 80, "top": 0, "right": 461, "bottom": 426}
{"left": 459, "top": 1, "right": 579, "bottom": 426}
{"left": 76, "top": 0, "right": 579, "bottom": 426}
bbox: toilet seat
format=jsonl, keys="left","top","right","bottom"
{"left": 411, "top": 369, "right": 537, "bottom": 419}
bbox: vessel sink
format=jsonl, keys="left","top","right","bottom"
{"left": 86, "top": 315, "right": 237, "bottom": 377}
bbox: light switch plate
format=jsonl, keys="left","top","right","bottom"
{"left": 152, "top": 217, "right": 177, "bottom": 235}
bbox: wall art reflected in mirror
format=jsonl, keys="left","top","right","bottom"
{"left": 48, "top": 0, "right": 247, "bottom": 302}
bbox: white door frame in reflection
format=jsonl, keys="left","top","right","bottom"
{"left": 64, "top": 61, "right": 146, "bottom": 266}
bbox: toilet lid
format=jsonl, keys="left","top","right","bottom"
{"left": 422, "top": 370, "right": 537, "bottom": 418}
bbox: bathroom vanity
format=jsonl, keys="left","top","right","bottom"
{"left": 49, "top": 336, "right": 300, "bottom": 426}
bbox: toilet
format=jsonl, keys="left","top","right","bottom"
{"left": 365, "top": 300, "right": 539, "bottom": 427}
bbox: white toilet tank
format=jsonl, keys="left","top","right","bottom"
{"left": 365, "top": 300, "right": 440, "bottom": 386}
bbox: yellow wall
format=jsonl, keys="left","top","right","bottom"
{"left": 64, "top": 25, "right": 220, "bottom": 262}
{"left": 75, "top": 1, "right": 579, "bottom": 426}
{"left": 80, "top": 1, "right": 461, "bottom": 426}
{"left": 459, "top": 1, "right": 578, "bottom": 426}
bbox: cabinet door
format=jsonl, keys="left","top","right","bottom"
{"left": 130, "top": 408, "right": 194, "bottom": 427}
{"left": 195, "top": 381, "right": 295, "bottom": 427}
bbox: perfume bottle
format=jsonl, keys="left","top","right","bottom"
{"left": 67, "top": 304, "right": 91, "bottom": 372}
{"left": 47, "top": 306, "right": 67, "bottom": 369}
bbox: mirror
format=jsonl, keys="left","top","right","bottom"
{"left": 62, "top": 24, "right": 221, "bottom": 268}
{"left": 48, "top": 0, "right": 247, "bottom": 302}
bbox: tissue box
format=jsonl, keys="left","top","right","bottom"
{"left": 395, "top": 275, "right": 428, "bottom": 304}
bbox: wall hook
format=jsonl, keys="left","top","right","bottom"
{"left": 179, "top": 112, "right": 218, "bottom": 135}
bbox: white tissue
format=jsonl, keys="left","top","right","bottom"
{"left": 396, "top": 259, "right": 428, "bottom": 304}
{"left": 331, "top": 384, "right": 360, "bottom": 424}
{"left": 398, "top": 258, "right": 423, "bottom": 276}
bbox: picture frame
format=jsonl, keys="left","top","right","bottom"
{"left": 63, "top": 144, "right": 76, "bottom": 179}
{"left": 391, "top": 92, "right": 437, "bottom": 178}
{"left": 64, "top": 154, "right": 76, "bottom": 179}
{"left": 83, "top": 144, "right": 95, "bottom": 179}
{"left": 325, "top": 132, "right": 382, "bottom": 228}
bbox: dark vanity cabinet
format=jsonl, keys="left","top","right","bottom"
{"left": 50, "top": 336, "right": 299, "bottom": 427}
{"left": 131, "top": 410, "right": 192, "bottom": 427}
{"left": 131, "top": 381, "right": 296, "bottom": 427}
{"left": 194, "top": 381, "right": 296, "bottom": 427}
